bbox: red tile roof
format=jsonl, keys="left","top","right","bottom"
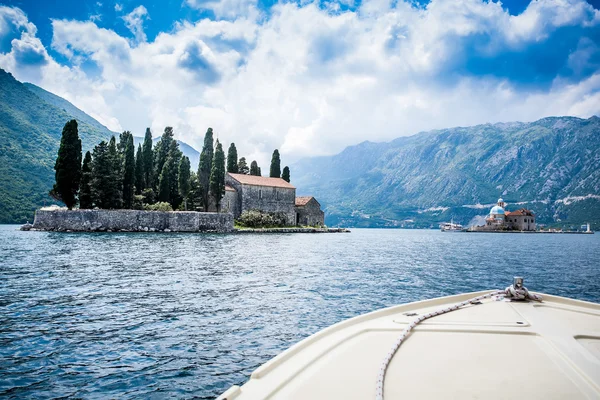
{"left": 506, "top": 208, "right": 535, "bottom": 216}
{"left": 227, "top": 173, "right": 296, "bottom": 189}
{"left": 295, "top": 196, "right": 314, "bottom": 206}
{"left": 225, "top": 185, "right": 236, "bottom": 192}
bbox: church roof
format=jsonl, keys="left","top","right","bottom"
{"left": 225, "top": 185, "right": 236, "bottom": 192}
{"left": 506, "top": 208, "right": 535, "bottom": 216}
{"left": 490, "top": 205, "right": 505, "bottom": 215}
{"left": 295, "top": 196, "right": 316, "bottom": 206}
{"left": 227, "top": 173, "right": 296, "bottom": 189}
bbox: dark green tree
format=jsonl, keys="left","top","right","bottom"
{"left": 91, "top": 141, "right": 110, "bottom": 208}
{"left": 269, "top": 149, "right": 281, "bottom": 178}
{"left": 135, "top": 144, "right": 144, "bottom": 194}
{"left": 107, "top": 136, "right": 123, "bottom": 209}
{"left": 250, "top": 160, "right": 260, "bottom": 176}
{"left": 282, "top": 166, "right": 290, "bottom": 182}
{"left": 79, "top": 151, "right": 93, "bottom": 209}
{"left": 121, "top": 132, "right": 135, "bottom": 209}
{"left": 50, "top": 119, "right": 82, "bottom": 209}
{"left": 238, "top": 157, "right": 249, "bottom": 174}
{"left": 187, "top": 172, "right": 203, "bottom": 211}
{"left": 167, "top": 141, "right": 183, "bottom": 209}
{"left": 142, "top": 128, "right": 153, "bottom": 191}
{"left": 258, "top": 167, "right": 262, "bottom": 176}
{"left": 158, "top": 158, "right": 172, "bottom": 203}
{"left": 198, "top": 127, "right": 214, "bottom": 211}
{"left": 178, "top": 156, "right": 191, "bottom": 210}
{"left": 226, "top": 143, "right": 238, "bottom": 173}
{"left": 154, "top": 127, "right": 174, "bottom": 188}
{"left": 210, "top": 140, "right": 226, "bottom": 211}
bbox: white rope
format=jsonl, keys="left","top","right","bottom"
{"left": 375, "top": 285, "right": 542, "bottom": 400}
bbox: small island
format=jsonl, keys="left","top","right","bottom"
{"left": 25, "top": 120, "right": 346, "bottom": 234}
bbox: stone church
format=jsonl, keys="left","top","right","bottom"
{"left": 223, "top": 173, "right": 325, "bottom": 226}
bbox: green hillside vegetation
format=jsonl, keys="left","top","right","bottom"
{"left": 292, "top": 116, "right": 600, "bottom": 228}
{"left": 0, "top": 69, "right": 114, "bottom": 223}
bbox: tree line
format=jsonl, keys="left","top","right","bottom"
{"left": 50, "top": 120, "right": 291, "bottom": 211}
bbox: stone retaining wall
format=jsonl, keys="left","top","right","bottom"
{"left": 32, "top": 209, "right": 234, "bottom": 232}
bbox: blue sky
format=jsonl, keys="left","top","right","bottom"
{"left": 0, "top": 0, "right": 599, "bottom": 165}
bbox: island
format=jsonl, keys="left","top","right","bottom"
{"left": 24, "top": 120, "right": 347, "bottom": 234}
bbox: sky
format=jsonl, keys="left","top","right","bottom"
{"left": 0, "top": 0, "right": 599, "bottom": 167}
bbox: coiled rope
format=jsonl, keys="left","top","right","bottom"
{"left": 375, "top": 284, "right": 542, "bottom": 400}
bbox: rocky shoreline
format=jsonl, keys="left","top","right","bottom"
{"left": 234, "top": 227, "right": 350, "bottom": 233}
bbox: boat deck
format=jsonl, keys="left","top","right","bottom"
{"left": 218, "top": 291, "right": 600, "bottom": 399}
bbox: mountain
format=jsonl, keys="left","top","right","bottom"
{"left": 0, "top": 69, "right": 199, "bottom": 223}
{"left": 0, "top": 69, "right": 117, "bottom": 223}
{"left": 291, "top": 116, "right": 600, "bottom": 229}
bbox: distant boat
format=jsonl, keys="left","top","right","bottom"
{"left": 440, "top": 218, "right": 463, "bottom": 232}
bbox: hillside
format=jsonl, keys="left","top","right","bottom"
{"left": 292, "top": 116, "right": 600, "bottom": 228}
{"left": 0, "top": 69, "right": 117, "bottom": 223}
{"left": 0, "top": 70, "right": 200, "bottom": 223}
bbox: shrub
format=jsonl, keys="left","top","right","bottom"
{"left": 237, "top": 209, "right": 287, "bottom": 228}
{"left": 144, "top": 202, "right": 173, "bottom": 212}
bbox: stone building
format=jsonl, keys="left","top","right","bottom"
{"left": 471, "top": 198, "right": 536, "bottom": 231}
{"left": 295, "top": 196, "right": 325, "bottom": 226}
{"left": 225, "top": 173, "right": 298, "bottom": 225}
{"left": 223, "top": 173, "right": 325, "bottom": 226}
{"left": 505, "top": 209, "right": 536, "bottom": 231}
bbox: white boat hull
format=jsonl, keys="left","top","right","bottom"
{"left": 218, "top": 291, "right": 600, "bottom": 399}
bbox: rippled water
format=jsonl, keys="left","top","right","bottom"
{"left": 1, "top": 225, "right": 599, "bottom": 399}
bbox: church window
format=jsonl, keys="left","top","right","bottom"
{"left": 259, "top": 189, "right": 262, "bottom": 199}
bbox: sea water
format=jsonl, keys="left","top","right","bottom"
{"left": 1, "top": 226, "right": 598, "bottom": 399}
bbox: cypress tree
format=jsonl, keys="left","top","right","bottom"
{"left": 158, "top": 158, "right": 172, "bottom": 203}
{"left": 167, "top": 140, "right": 183, "bottom": 209}
{"left": 142, "top": 128, "right": 153, "bottom": 191}
{"left": 269, "top": 149, "right": 281, "bottom": 178}
{"left": 135, "top": 144, "right": 144, "bottom": 193}
{"left": 79, "top": 151, "right": 93, "bottom": 209}
{"left": 107, "top": 136, "right": 123, "bottom": 209}
{"left": 122, "top": 132, "right": 135, "bottom": 209}
{"left": 178, "top": 156, "right": 191, "bottom": 210}
{"left": 238, "top": 157, "right": 249, "bottom": 174}
{"left": 226, "top": 143, "right": 238, "bottom": 173}
{"left": 154, "top": 127, "right": 174, "bottom": 189}
{"left": 209, "top": 140, "right": 226, "bottom": 211}
{"left": 282, "top": 166, "right": 290, "bottom": 183}
{"left": 198, "top": 127, "right": 214, "bottom": 211}
{"left": 50, "top": 119, "right": 82, "bottom": 209}
{"left": 250, "top": 160, "right": 260, "bottom": 176}
{"left": 91, "top": 141, "right": 110, "bottom": 208}
{"left": 187, "top": 172, "right": 203, "bottom": 211}
{"left": 258, "top": 167, "right": 262, "bottom": 176}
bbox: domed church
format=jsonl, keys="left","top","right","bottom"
{"left": 476, "top": 198, "right": 536, "bottom": 231}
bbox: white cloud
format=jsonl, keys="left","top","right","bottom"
{"left": 186, "top": 0, "right": 259, "bottom": 20}
{"left": 0, "top": 0, "right": 599, "bottom": 169}
{"left": 122, "top": 5, "right": 149, "bottom": 43}
{"left": 115, "top": 3, "right": 123, "bottom": 12}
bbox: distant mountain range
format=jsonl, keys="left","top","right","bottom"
{"left": 292, "top": 116, "right": 600, "bottom": 228}
{"left": 0, "top": 68, "right": 198, "bottom": 223}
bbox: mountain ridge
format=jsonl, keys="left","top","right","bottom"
{"left": 291, "top": 115, "right": 600, "bottom": 228}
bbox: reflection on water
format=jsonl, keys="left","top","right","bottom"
{"left": 0, "top": 226, "right": 598, "bottom": 398}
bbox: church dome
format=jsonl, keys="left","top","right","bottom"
{"left": 490, "top": 205, "right": 505, "bottom": 215}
